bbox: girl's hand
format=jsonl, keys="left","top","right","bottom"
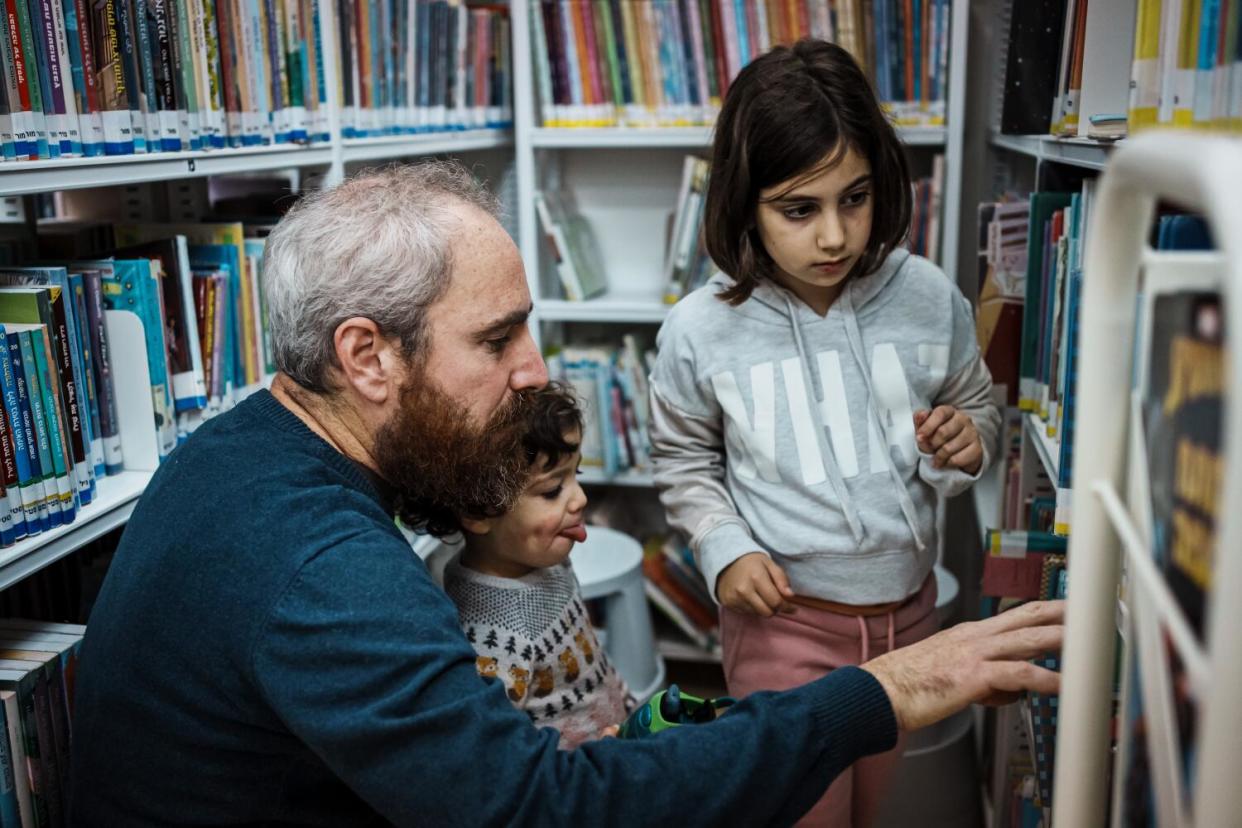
{"left": 914, "top": 406, "right": 983, "bottom": 474}
{"left": 716, "top": 553, "right": 796, "bottom": 617}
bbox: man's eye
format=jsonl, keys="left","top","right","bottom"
{"left": 485, "top": 336, "right": 510, "bottom": 354}
{"left": 541, "top": 485, "right": 563, "bottom": 501}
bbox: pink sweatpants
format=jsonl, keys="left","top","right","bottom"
{"left": 720, "top": 573, "right": 939, "bottom": 828}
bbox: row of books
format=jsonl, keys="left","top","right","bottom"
{"left": 906, "top": 153, "right": 943, "bottom": 262}
{"left": 337, "top": 0, "right": 514, "bottom": 137}
{"left": 0, "top": 0, "right": 514, "bottom": 162}
{"left": 975, "top": 183, "right": 1097, "bottom": 540}
{"left": 546, "top": 336, "right": 653, "bottom": 476}
{"left": 641, "top": 534, "right": 719, "bottom": 656}
{"left": 1128, "top": 0, "right": 1242, "bottom": 133}
{"left": 0, "top": 272, "right": 128, "bottom": 549}
{"left": 528, "top": 0, "right": 951, "bottom": 128}
{"left": 0, "top": 618, "right": 86, "bottom": 828}
{"left": 35, "top": 220, "right": 278, "bottom": 450}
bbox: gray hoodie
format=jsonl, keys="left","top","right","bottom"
{"left": 649, "top": 249, "right": 1000, "bottom": 605}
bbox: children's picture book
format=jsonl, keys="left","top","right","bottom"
{"left": 1141, "top": 287, "right": 1221, "bottom": 638}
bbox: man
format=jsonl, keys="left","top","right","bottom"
{"left": 71, "top": 162, "right": 1062, "bottom": 825}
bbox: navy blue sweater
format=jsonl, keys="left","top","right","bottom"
{"left": 70, "top": 391, "right": 897, "bottom": 825}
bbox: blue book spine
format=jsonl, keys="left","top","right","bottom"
{"left": 1057, "top": 271, "right": 1082, "bottom": 489}
{"left": 17, "top": 331, "right": 62, "bottom": 528}
{"left": 7, "top": 332, "right": 50, "bottom": 532}
{"left": 0, "top": 327, "right": 33, "bottom": 539}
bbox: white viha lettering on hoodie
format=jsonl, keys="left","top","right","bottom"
{"left": 780, "top": 357, "right": 828, "bottom": 485}
{"left": 870, "top": 344, "right": 918, "bottom": 467}
{"left": 711, "top": 363, "right": 781, "bottom": 482}
{"left": 711, "top": 344, "right": 925, "bottom": 484}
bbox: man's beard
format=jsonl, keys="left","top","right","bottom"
{"left": 373, "top": 369, "right": 538, "bottom": 535}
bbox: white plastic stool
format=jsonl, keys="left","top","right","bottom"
{"left": 569, "top": 526, "right": 666, "bottom": 704}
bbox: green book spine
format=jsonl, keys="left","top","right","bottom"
{"left": 1018, "top": 191, "right": 1074, "bottom": 410}
{"left": 15, "top": 331, "right": 60, "bottom": 528}
{"left": 28, "top": 328, "right": 74, "bottom": 520}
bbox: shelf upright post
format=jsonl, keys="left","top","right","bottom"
{"left": 941, "top": 0, "right": 969, "bottom": 281}
{"left": 317, "top": 0, "right": 346, "bottom": 187}
{"left": 508, "top": 0, "right": 542, "bottom": 349}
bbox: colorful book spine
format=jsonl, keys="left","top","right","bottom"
{"left": 82, "top": 267, "right": 123, "bottom": 473}
{"left": 68, "top": 271, "right": 105, "bottom": 478}
{"left": 0, "top": 328, "right": 43, "bottom": 534}
{"left": 28, "top": 327, "right": 75, "bottom": 523}
{"left": 14, "top": 330, "right": 59, "bottom": 529}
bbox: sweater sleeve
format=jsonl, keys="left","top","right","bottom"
{"left": 918, "top": 291, "right": 1003, "bottom": 497}
{"left": 649, "top": 308, "right": 765, "bottom": 603}
{"left": 252, "top": 531, "right": 898, "bottom": 826}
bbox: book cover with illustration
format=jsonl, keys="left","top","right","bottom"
{"left": 1142, "top": 291, "right": 1222, "bottom": 638}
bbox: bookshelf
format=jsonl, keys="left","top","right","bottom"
{"left": 513, "top": 0, "right": 973, "bottom": 331}
{"left": 990, "top": 134, "right": 1118, "bottom": 173}
{"left": 0, "top": 470, "right": 150, "bottom": 592}
{"left": 0, "top": 0, "right": 512, "bottom": 597}
{"left": 970, "top": 0, "right": 1242, "bottom": 820}
{"left": 1051, "top": 131, "right": 1242, "bottom": 827}
{"left": 1025, "top": 413, "right": 1060, "bottom": 484}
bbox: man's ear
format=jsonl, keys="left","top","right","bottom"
{"left": 333, "top": 317, "right": 404, "bottom": 405}
{"left": 459, "top": 515, "right": 494, "bottom": 536}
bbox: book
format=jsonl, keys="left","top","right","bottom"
{"left": 0, "top": 270, "right": 97, "bottom": 505}
{"left": 102, "top": 258, "right": 176, "bottom": 458}
{"left": 112, "top": 237, "right": 209, "bottom": 413}
{"left": 0, "top": 688, "right": 32, "bottom": 828}
{"left": 533, "top": 190, "right": 606, "bottom": 303}
{"left": 0, "top": 326, "right": 49, "bottom": 535}
{"left": 1142, "top": 289, "right": 1221, "bottom": 638}
{"left": 9, "top": 326, "right": 62, "bottom": 530}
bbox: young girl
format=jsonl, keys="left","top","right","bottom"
{"left": 649, "top": 41, "right": 1000, "bottom": 827}
{"left": 431, "top": 383, "right": 632, "bottom": 749}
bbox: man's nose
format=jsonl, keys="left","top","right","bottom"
{"left": 510, "top": 329, "right": 549, "bottom": 391}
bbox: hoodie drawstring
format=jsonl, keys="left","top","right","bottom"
{"left": 781, "top": 292, "right": 866, "bottom": 546}
{"left": 839, "top": 288, "right": 927, "bottom": 553}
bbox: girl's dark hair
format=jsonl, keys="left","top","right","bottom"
{"left": 704, "top": 40, "right": 913, "bottom": 305}
{"left": 521, "top": 381, "right": 583, "bottom": 472}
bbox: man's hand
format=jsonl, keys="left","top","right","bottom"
{"left": 915, "top": 406, "right": 983, "bottom": 474}
{"left": 861, "top": 601, "right": 1064, "bottom": 731}
{"left": 716, "top": 553, "right": 796, "bottom": 617}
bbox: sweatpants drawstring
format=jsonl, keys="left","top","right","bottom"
{"left": 857, "top": 612, "right": 899, "bottom": 663}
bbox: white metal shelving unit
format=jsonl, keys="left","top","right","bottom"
{"left": 1052, "top": 132, "right": 1242, "bottom": 827}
